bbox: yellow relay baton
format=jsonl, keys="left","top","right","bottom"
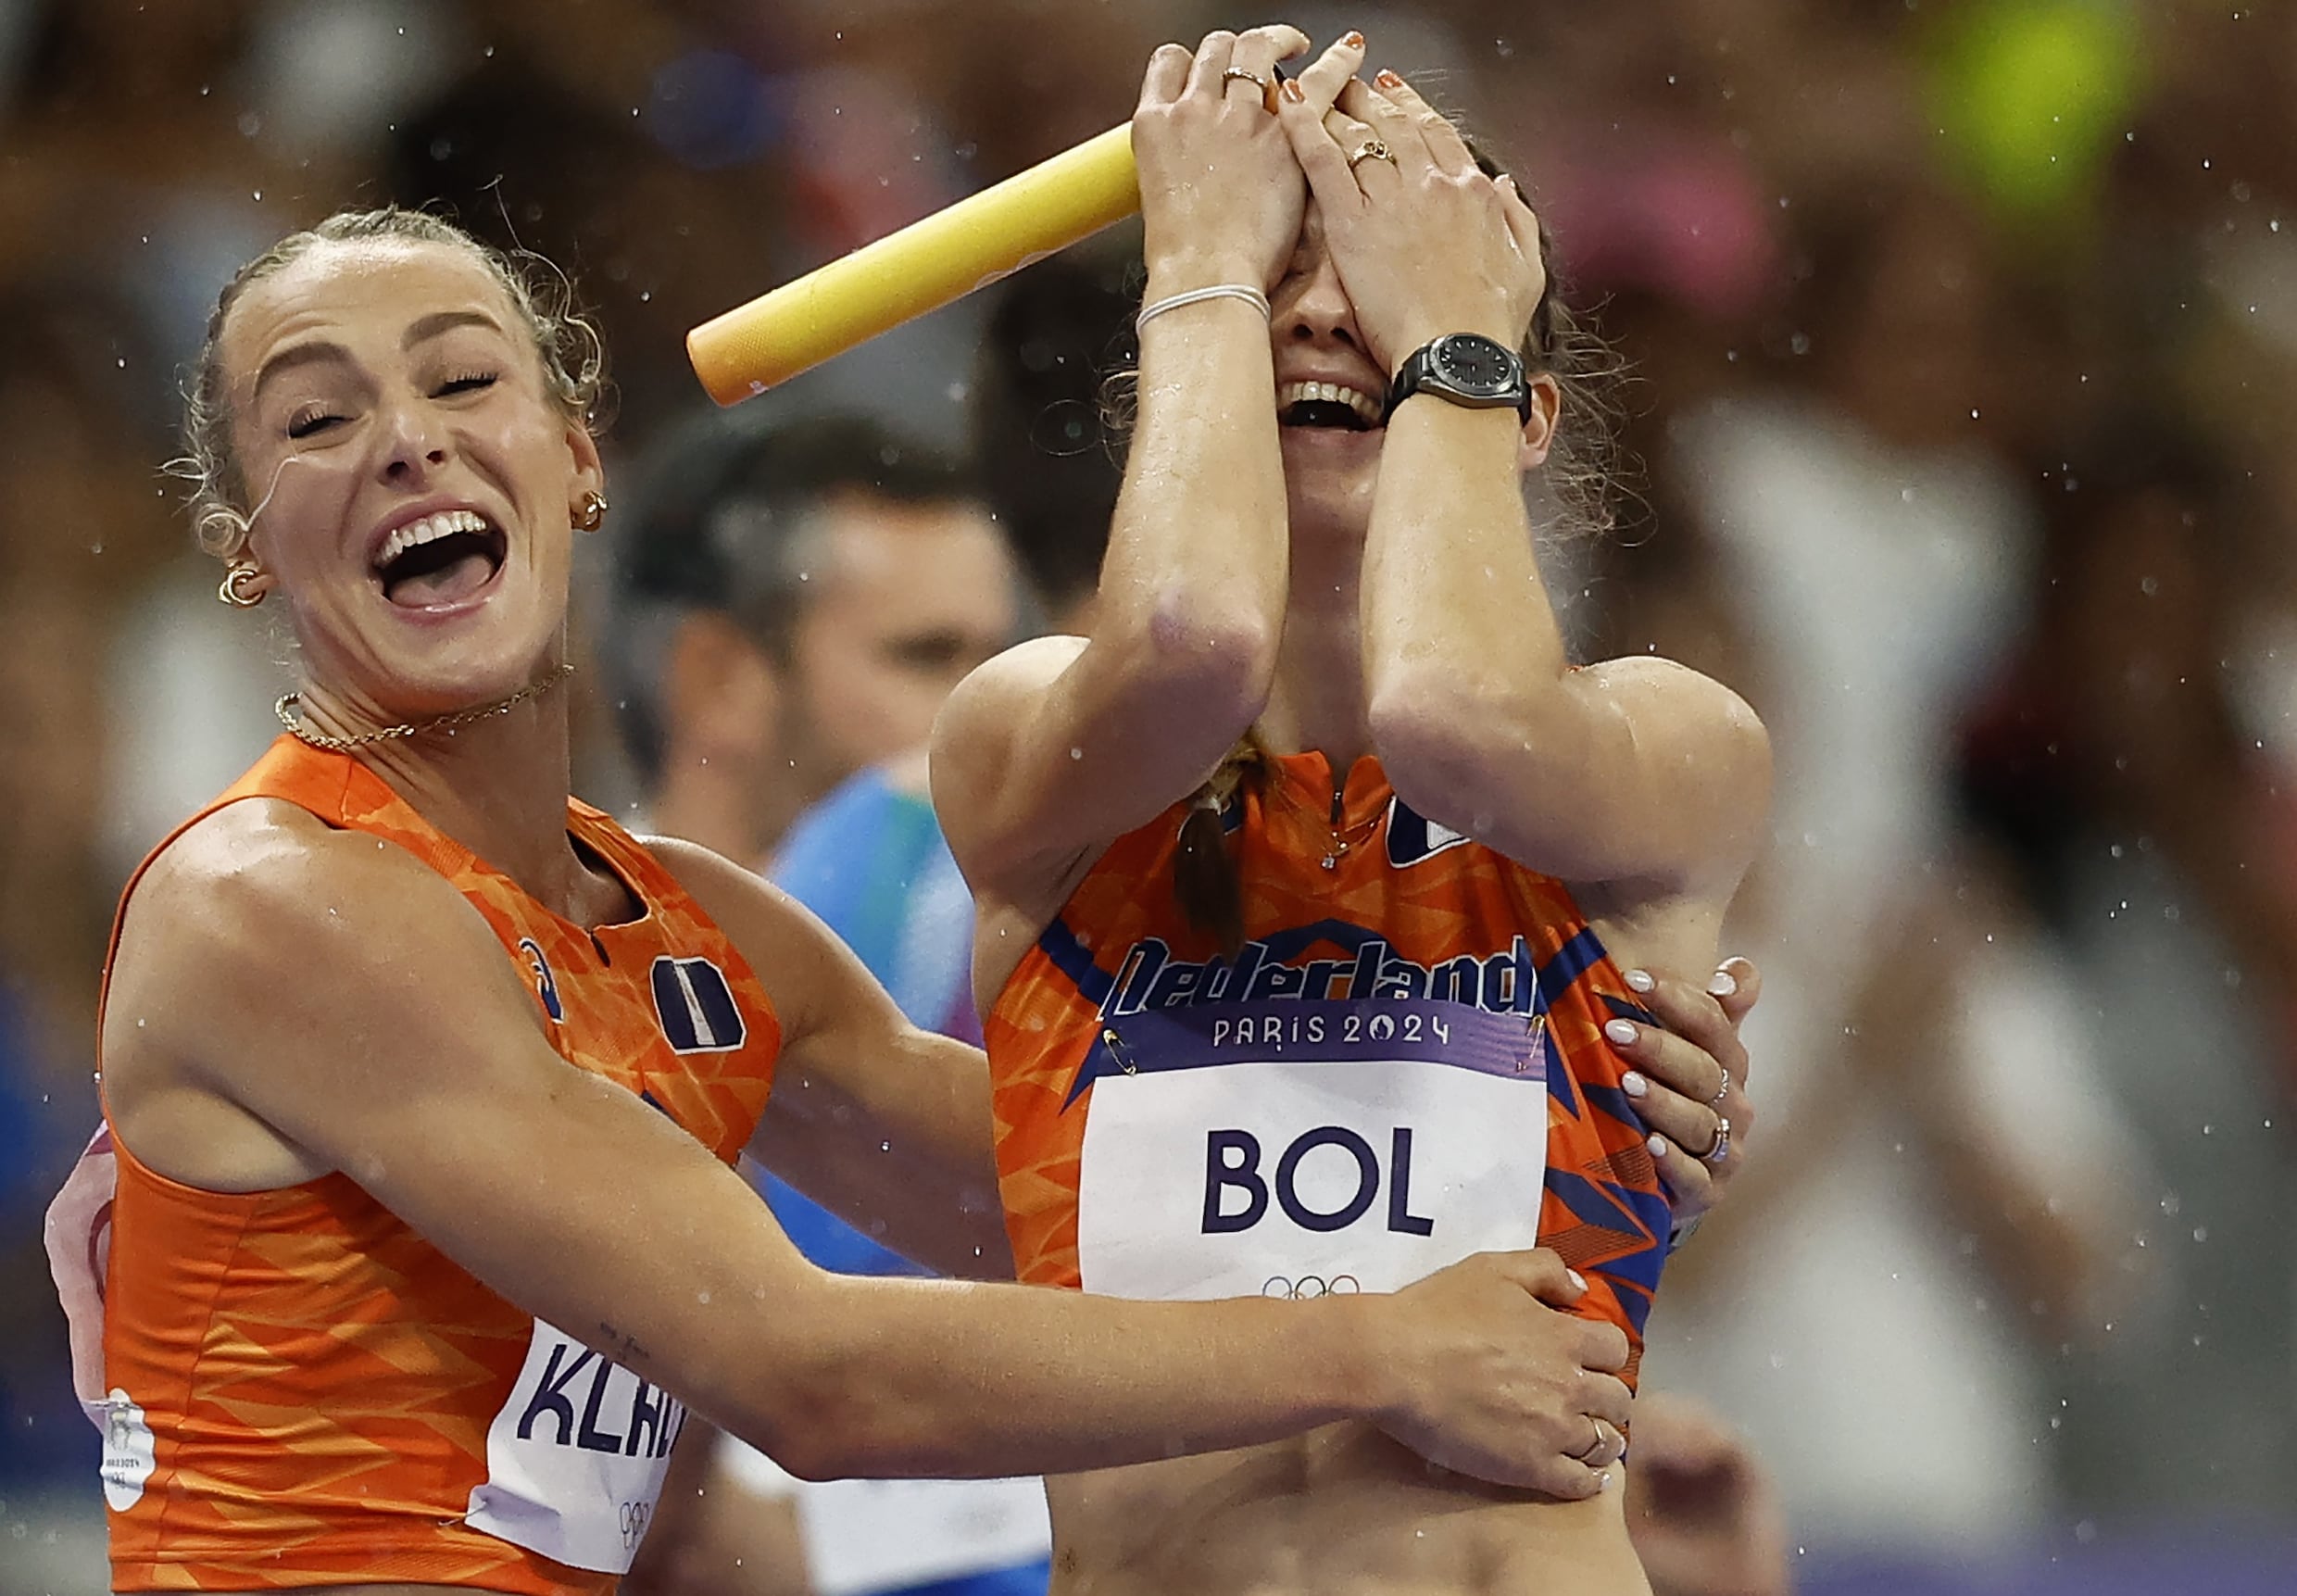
{"left": 687, "top": 122, "right": 1143, "bottom": 405}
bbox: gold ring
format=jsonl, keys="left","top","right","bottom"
{"left": 1347, "top": 138, "right": 1396, "bottom": 172}
{"left": 1220, "top": 66, "right": 1276, "bottom": 111}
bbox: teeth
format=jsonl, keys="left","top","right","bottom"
{"left": 1277, "top": 380, "right": 1383, "bottom": 427}
{"left": 377, "top": 509, "right": 488, "bottom": 568}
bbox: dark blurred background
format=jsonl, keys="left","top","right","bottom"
{"left": 6, "top": 1, "right": 2297, "bottom": 1590}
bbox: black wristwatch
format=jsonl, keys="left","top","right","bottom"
{"left": 1385, "top": 333, "right": 1531, "bottom": 423}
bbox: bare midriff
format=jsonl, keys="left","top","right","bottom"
{"left": 1045, "top": 1424, "right": 1651, "bottom": 1596}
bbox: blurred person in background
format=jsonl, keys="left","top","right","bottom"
{"left": 608, "top": 408, "right": 1048, "bottom": 1596}
{"left": 1962, "top": 416, "right": 2297, "bottom": 1519}
{"left": 603, "top": 409, "right": 1018, "bottom": 869}
{"left": 1615, "top": 174, "right": 2152, "bottom": 1557}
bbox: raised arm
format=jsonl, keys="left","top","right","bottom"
{"left": 934, "top": 30, "right": 1362, "bottom": 903}
{"left": 1277, "top": 75, "right": 1770, "bottom": 890}
{"left": 103, "top": 806, "right": 1633, "bottom": 1494}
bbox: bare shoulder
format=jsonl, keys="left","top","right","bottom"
{"left": 1576, "top": 654, "right": 1772, "bottom": 893}
{"left": 929, "top": 634, "right": 1095, "bottom": 901}
{"left": 1582, "top": 655, "right": 1770, "bottom": 787}
{"left": 115, "top": 799, "right": 518, "bottom": 1064}
{"left": 107, "top": 798, "right": 528, "bottom": 1187}
{"left": 931, "top": 633, "right": 1090, "bottom": 775}
{"left": 121, "top": 798, "right": 484, "bottom": 991}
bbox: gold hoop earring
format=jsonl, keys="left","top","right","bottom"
{"left": 218, "top": 563, "right": 267, "bottom": 609}
{"left": 574, "top": 491, "right": 609, "bottom": 533}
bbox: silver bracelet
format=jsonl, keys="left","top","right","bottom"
{"left": 1134, "top": 283, "right": 1271, "bottom": 336}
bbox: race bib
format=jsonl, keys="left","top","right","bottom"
{"left": 464, "top": 1319, "right": 686, "bottom": 1573}
{"left": 1075, "top": 999, "right": 1550, "bottom": 1301}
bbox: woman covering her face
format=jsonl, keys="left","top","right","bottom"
{"left": 931, "top": 27, "right": 1770, "bottom": 1596}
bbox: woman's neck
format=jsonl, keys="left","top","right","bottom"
{"left": 298, "top": 679, "right": 607, "bottom": 924}
{"left": 1261, "top": 521, "right": 1373, "bottom": 773}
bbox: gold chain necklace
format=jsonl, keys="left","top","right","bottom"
{"left": 1316, "top": 791, "right": 1384, "bottom": 870}
{"left": 274, "top": 663, "right": 576, "bottom": 752}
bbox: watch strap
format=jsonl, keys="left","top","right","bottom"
{"left": 1385, "top": 337, "right": 1532, "bottom": 423}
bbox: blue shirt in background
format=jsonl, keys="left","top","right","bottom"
{"left": 759, "top": 764, "right": 1048, "bottom": 1596}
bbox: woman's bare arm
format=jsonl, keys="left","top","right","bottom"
{"left": 99, "top": 804, "right": 1633, "bottom": 1494}
{"left": 648, "top": 834, "right": 1011, "bottom": 1280}
{"left": 933, "top": 30, "right": 1367, "bottom": 904}
{"left": 1276, "top": 73, "right": 1770, "bottom": 891}
{"left": 1361, "top": 402, "right": 1770, "bottom": 889}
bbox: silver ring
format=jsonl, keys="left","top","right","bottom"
{"left": 1709, "top": 1066, "right": 1730, "bottom": 1108}
{"left": 1570, "top": 1415, "right": 1609, "bottom": 1464}
{"left": 1703, "top": 1115, "right": 1732, "bottom": 1165}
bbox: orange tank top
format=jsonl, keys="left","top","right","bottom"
{"left": 93, "top": 736, "right": 780, "bottom": 1592}
{"left": 986, "top": 752, "right": 1669, "bottom": 1385}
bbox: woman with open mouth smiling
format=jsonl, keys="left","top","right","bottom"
{"left": 51, "top": 199, "right": 1739, "bottom": 1596}
{"left": 930, "top": 25, "right": 1771, "bottom": 1596}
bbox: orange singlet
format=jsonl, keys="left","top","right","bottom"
{"left": 81, "top": 735, "right": 780, "bottom": 1592}
{"left": 987, "top": 752, "right": 1670, "bottom": 1382}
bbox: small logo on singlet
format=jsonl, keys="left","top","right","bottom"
{"left": 1385, "top": 798, "right": 1472, "bottom": 867}
{"left": 519, "top": 937, "right": 564, "bottom": 1023}
{"left": 99, "top": 1388, "right": 156, "bottom": 1511}
{"left": 649, "top": 956, "right": 746, "bottom": 1053}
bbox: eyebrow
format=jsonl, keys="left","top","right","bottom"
{"left": 250, "top": 309, "right": 509, "bottom": 401}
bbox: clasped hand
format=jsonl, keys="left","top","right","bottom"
{"left": 1133, "top": 26, "right": 1548, "bottom": 376}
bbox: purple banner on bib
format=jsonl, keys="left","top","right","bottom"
{"left": 1066, "top": 999, "right": 1547, "bottom": 1108}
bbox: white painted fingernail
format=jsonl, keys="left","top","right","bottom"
{"left": 1566, "top": 1268, "right": 1587, "bottom": 1292}
{"left": 1646, "top": 1133, "right": 1669, "bottom": 1160}
{"left": 1604, "top": 1019, "right": 1638, "bottom": 1047}
{"left": 1598, "top": 1468, "right": 1615, "bottom": 1492}
{"left": 1621, "top": 1071, "right": 1648, "bottom": 1099}
{"left": 1624, "top": 968, "right": 1655, "bottom": 993}
{"left": 1708, "top": 969, "right": 1738, "bottom": 998}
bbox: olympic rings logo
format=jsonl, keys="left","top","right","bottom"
{"left": 1261, "top": 1274, "right": 1362, "bottom": 1300}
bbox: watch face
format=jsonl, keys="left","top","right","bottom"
{"left": 1433, "top": 334, "right": 1516, "bottom": 394}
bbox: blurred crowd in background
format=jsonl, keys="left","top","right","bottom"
{"left": 6, "top": 0, "right": 2297, "bottom": 1591}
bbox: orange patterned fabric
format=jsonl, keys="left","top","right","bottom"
{"left": 985, "top": 752, "right": 1671, "bottom": 1385}
{"left": 99, "top": 735, "right": 780, "bottom": 1592}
